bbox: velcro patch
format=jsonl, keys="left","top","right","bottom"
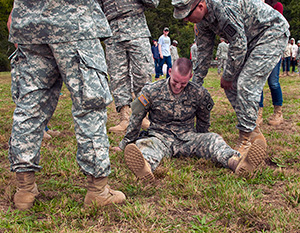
{"left": 138, "top": 94, "right": 149, "bottom": 107}
{"left": 224, "top": 23, "right": 236, "bottom": 38}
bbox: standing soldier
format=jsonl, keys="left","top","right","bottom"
{"left": 7, "top": 0, "right": 126, "bottom": 210}
{"left": 99, "top": 0, "right": 159, "bottom": 133}
{"left": 190, "top": 40, "right": 198, "bottom": 71}
{"left": 172, "top": 0, "right": 289, "bottom": 157}
{"left": 170, "top": 40, "right": 179, "bottom": 65}
{"left": 215, "top": 38, "right": 229, "bottom": 77}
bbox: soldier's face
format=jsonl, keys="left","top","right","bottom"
{"left": 184, "top": 1, "right": 208, "bottom": 23}
{"left": 169, "top": 68, "right": 192, "bottom": 95}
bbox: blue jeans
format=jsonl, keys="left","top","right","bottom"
{"left": 259, "top": 59, "right": 282, "bottom": 107}
{"left": 282, "top": 56, "right": 290, "bottom": 72}
{"left": 154, "top": 58, "right": 161, "bottom": 78}
{"left": 159, "top": 55, "right": 172, "bottom": 78}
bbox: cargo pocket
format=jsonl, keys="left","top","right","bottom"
{"left": 78, "top": 49, "right": 113, "bottom": 109}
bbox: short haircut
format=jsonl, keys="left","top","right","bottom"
{"left": 173, "top": 58, "right": 193, "bottom": 76}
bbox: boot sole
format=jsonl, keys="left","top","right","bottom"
{"left": 124, "top": 144, "right": 154, "bottom": 183}
{"left": 235, "top": 139, "right": 266, "bottom": 177}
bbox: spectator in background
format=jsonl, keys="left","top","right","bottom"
{"left": 282, "top": 40, "right": 292, "bottom": 76}
{"left": 290, "top": 38, "right": 298, "bottom": 76}
{"left": 296, "top": 40, "right": 300, "bottom": 77}
{"left": 158, "top": 27, "right": 172, "bottom": 79}
{"left": 190, "top": 40, "right": 197, "bottom": 71}
{"left": 170, "top": 40, "right": 179, "bottom": 65}
{"left": 215, "top": 38, "right": 229, "bottom": 77}
{"left": 151, "top": 39, "right": 161, "bottom": 80}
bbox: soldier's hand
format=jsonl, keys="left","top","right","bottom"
{"left": 220, "top": 77, "right": 233, "bottom": 90}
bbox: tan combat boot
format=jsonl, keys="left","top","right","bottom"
{"left": 124, "top": 144, "right": 155, "bottom": 183}
{"left": 14, "top": 172, "right": 39, "bottom": 210}
{"left": 256, "top": 107, "right": 263, "bottom": 126}
{"left": 84, "top": 176, "right": 126, "bottom": 208}
{"left": 235, "top": 138, "right": 267, "bottom": 176}
{"left": 268, "top": 105, "right": 283, "bottom": 126}
{"left": 250, "top": 127, "right": 266, "bottom": 143}
{"left": 234, "top": 131, "right": 252, "bottom": 157}
{"left": 108, "top": 105, "right": 131, "bottom": 133}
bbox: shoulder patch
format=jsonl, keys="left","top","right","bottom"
{"left": 138, "top": 94, "right": 149, "bottom": 107}
{"left": 223, "top": 23, "right": 236, "bottom": 38}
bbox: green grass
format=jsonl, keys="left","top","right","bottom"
{"left": 0, "top": 70, "right": 300, "bottom": 232}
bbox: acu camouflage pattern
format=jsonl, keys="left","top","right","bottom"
{"left": 216, "top": 41, "right": 229, "bottom": 74}
{"left": 8, "top": 1, "right": 113, "bottom": 178}
{"left": 192, "top": 0, "right": 289, "bottom": 132}
{"left": 9, "top": 0, "right": 111, "bottom": 44}
{"left": 120, "top": 79, "right": 240, "bottom": 169}
{"left": 190, "top": 43, "right": 197, "bottom": 70}
{"left": 99, "top": 0, "right": 157, "bottom": 112}
{"left": 170, "top": 45, "right": 179, "bottom": 64}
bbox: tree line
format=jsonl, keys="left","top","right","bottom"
{"left": 0, "top": 0, "right": 299, "bottom": 71}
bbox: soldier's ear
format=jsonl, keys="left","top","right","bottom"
{"left": 168, "top": 68, "right": 172, "bottom": 75}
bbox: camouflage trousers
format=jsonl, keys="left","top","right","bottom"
{"left": 224, "top": 35, "right": 288, "bottom": 132}
{"left": 135, "top": 132, "right": 239, "bottom": 171}
{"left": 105, "top": 37, "right": 154, "bottom": 112}
{"left": 9, "top": 39, "right": 112, "bottom": 178}
{"left": 217, "top": 58, "right": 226, "bottom": 75}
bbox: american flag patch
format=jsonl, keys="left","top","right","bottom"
{"left": 138, "top": 94, "right": 149, "bottom": 107}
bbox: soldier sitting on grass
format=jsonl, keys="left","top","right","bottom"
{"left": 114, "top": 58, "right": 266, "bottom": 182}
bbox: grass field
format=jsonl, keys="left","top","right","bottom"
{"left": 0, "top": 69, "right": 300, "bottom": 232}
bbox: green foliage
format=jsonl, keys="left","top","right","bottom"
{"left": 145, "top": 0, "right": 195, "bottom": 59}
{"left": 0, "top": 0, "right": 14, "bottom": 71}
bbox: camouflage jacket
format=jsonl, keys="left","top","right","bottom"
{"left": 119, "top": 78, "right": 214, "bottom": 149}
{"left": 194, "top": 0, "right": 290, "bottom": 84}
{"left": 9, "top": 0, "right": 111, "bottom": 44}
{"left": 99, "top": 0, "right": 159, "bottom": 42}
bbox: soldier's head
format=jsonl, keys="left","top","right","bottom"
{"left": 172, "top": 40, "right": 178, "bottom": 46}
{"left": 169, "top": 58, "right": 193, "bottom": 95}
{"left": 297, "top": 40, "right": 300, "bottom": 47}
{"left": 172, "top": 0, "right": 207, "bottom": 23}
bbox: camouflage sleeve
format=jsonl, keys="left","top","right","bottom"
{"left": 195, "top": 87, "right": 214, "bottom": 133}
{"left": 119, "top": 89, "right": 150, "bottom": 150}
{"left": 221, "top": 10, "right": 247, "bottom": 81}
{"left": 192, "top": 23, "right": 215, "bottom": 85}
{"left": 141, "top": 0, "right": 160, "bottom": 8}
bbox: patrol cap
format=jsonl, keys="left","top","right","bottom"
{"left": 173, "top": 40, "right": 178, "bottom": 44}
{"left": 172, "top": 0, "right": 197, "bottom": 19}
{"left": 164, "top": 27, "right": 169, "bottom": 31}
{"left": 297, "top": 40, "right": 300, "bottom": 44}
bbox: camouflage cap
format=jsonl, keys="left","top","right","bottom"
{"left": 172, "top": 0, "right": 195, "bottom": 19}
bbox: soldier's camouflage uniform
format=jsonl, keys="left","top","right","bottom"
{"left": 192, "top": 0, "right": 289, "bottom": 132}
{"left": 119, "top": 79, "right": 240, "bottom": 171}
{"left": 8, "top": 0, "right": 113, "bottom": 178}
{"left": 170, "top": 45, "right": 179, "bottom": 65}
{"left": 216, "top": 41, "right": 229, "bottom": 75}
{"left": 98, "top": 0, "right": 159, "bottom": 112}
